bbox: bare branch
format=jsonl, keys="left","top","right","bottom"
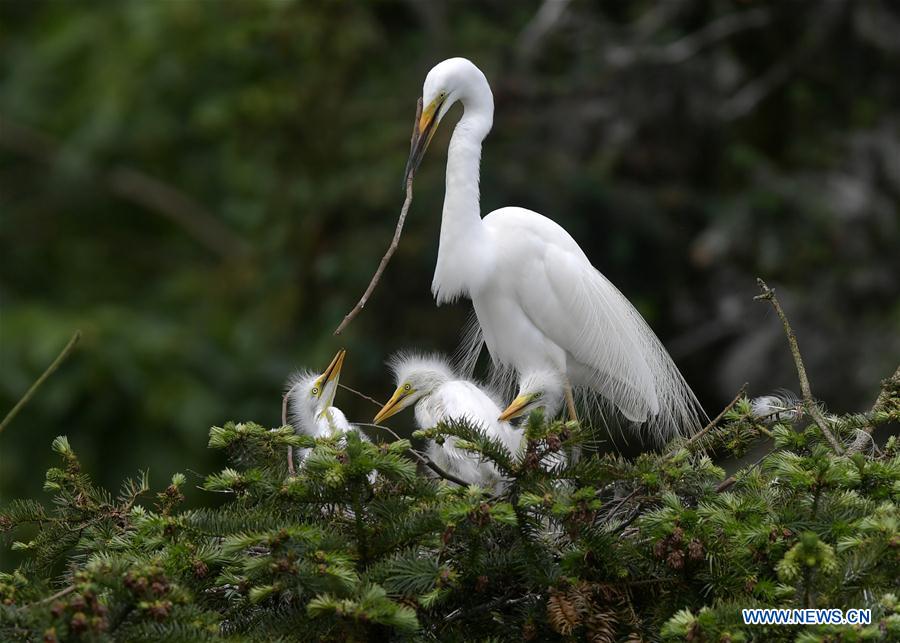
{"left": 0, "top": 113, "right": 248, "bottom": 259}
{"left": 107, "top": 168, "right": 249, "bottom": 258}
{"left": 717, "top": 59, "right": 793, "bottom": 122}
{"left": 28, "top": 584, "right": 77, "bottom": 608}
{"left": 718, "top": 3, "right": 841, "bottom": 121}
{"left": 754, "top": 279, "right": 843, "bottom": 454}
{"left": 670, "top": 383, "right": 747, "bottom": 456}
{"left": 601, "top": 486, "right": 641, "bottom": 522}
{"left": 630, "top": 1, "right": 688, "bottom": 43}
{"left": 607, "top": 8, "right": 771, "bottom": 68}
{"left": 334, "top": 98, "right": 422, "bottom": 335}
{"left": 445, "top": 592, "right": 535, "bottom": 623}
{"left": 0, "top": 330, "right": 81, "bottom": 435}
{"left": 283, "top": 390, "right": 296, "bottom": 477}
{"left": 516, "top": 0, "right": 573, "bottom": 66}
{"left": 716, "top": 447, "right": 772, "bottom": 493}
{"left": 846, "top": 364, "right": 900, "bottom": 454}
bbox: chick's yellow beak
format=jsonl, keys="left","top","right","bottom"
{"left": 498, "top": 393, "right": 536, "bottom": 422}
{"left": 373, "top": 386, "right": 411, "bottom": 424}
{"left": 314, "top": 349, "right": 346, "bottom": 396}
{"left": 404, "top": 96, "right": 444, "bottom": 185}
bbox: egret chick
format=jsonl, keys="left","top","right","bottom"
{"left": 404, "top": 58, "right": 705, "bottom": 443}
{"left": 498, "top": 370, "right": 571, "bottom": 468}
{"left": 285, "top": 349, "right": 352, "bottom": 468}
{"left": 372, "top": 353, "right": 521, "bottom": 490}
{"left": 497, "top": 370, "right": 565, "bottom": 422}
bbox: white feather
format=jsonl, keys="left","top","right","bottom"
{"left": 750, "top": 391, "right": 800, "bottom": 423}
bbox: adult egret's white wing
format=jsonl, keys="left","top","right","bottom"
{"left": 547, "top": 252, "right": 702, "bottom": 440}
{"left": 488, "top": 208, "right": 703, "bottom": 441}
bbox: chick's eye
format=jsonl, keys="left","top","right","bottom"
{"left": 311, "top": 387, "right": 319, "bottom": 395}
{"left": 404, "top": 384, "right": 411, "bottom": 391}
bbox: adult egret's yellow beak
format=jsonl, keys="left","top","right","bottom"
{"left": 498, "top": 393, "right": 538, "bottom": 422}
{"left": 313, "top": 349, "right": 346, "bottom": 397}
{"left": 404, "top": 95, "right": 445, "bottom": 185}
{"left": 373, "top": 385, "right": 412, "bottom": 424}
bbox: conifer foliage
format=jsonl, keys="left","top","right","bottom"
{"left": 1, "top": 374, "right": 899, "bottom": 641}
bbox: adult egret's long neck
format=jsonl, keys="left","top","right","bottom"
{"left": 432, "top": 92, "right": 493, "bottom": 305}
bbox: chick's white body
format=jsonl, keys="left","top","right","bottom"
{"left": 380, "top": 354, "right": 522, "bottom": 491}
{"left": 416, "top": 379, "right": 521, "bottom": 489}
{"left": 287, "top": 368, "right": 355, "bottom": 464}
{"left": 302, "top": 406, "right": 352, "bottom": 452}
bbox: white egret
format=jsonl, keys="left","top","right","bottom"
{"left": 497, "top": 370, "right": 565, "bottom": 423}
{"left": 405, "top": 57, "right": 705, "bottom": 442}
{"left": 372, "top": 352, "right": 522, "bottom": 490}
{"left": 496, "top": 369, "right": 572, "bottom": 470}
{"left": 285, "top": 349, "right": 354, "bottom": 466}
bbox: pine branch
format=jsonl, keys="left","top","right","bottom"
{"left": 5, "top": 354, "right": 898, "bottom": 640}
{"left": 363, "top": 423, "right": 473, "bottom": 488}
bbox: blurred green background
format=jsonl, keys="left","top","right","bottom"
{"left": 2, "top": 0, "right": 898, "bottom": 562}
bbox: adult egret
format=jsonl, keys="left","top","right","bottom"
{"left": 285, "top": 349, "right": 354, "bottom": 466}
{"left": 405, "top": 57, "right": 704, "bottom": 442}
{"left": 372, "top": 352, "right": 522, "bottom": 490}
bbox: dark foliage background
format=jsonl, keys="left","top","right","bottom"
{"left": 2, "top": 0, "right": 898, "bottom": 570}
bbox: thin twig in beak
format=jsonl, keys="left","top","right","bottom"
{"left": 404, "top": 97, "right": 425, "bottom": 187}
{"left": 333, "top": 98, "right": 422, "bottom": 336}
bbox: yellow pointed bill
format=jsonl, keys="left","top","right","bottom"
{"left": 404, "top": 95, "right": 445, "bottom": 184}
{"left": 373, "top": 385, "right": 411, "bottom": 424}
{"left": 314, "top": 349, "right": 346, "bottom": 396}
{"left": 498, "top": 393, "right": 536, "bottom": 422}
